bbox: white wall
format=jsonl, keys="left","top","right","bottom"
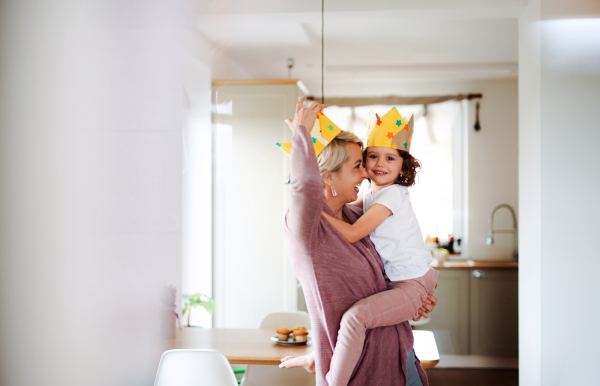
{"left": 0, "top": 1, "right": 184, "bottom": 384}
{"left": 519, "top": 1, "right": 600, "bottom": 384}
{"left": 182, "top": 31, "right": 213, "bottom": 327}
{"left": 518, "top": 0, "right": 542, "bottom": 384}
{"left": 465, "top": 80, "right": 519, "bottom": 260}
{"left": 539, "top": 11, "right": 600, "bottom": 386}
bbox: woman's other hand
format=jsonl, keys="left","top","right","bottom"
{"left": 413, "top": 294, "right": 437, "bottom": 321}
{"left": 285, "top": 97, "right": 327, "bottom": 134}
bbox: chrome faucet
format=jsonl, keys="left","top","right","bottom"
{"left": 487, "top": 203, "right": 518, "bottom": 262}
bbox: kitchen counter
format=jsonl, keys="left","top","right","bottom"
{"left": 429, "top": 259, "right": 518, "bottom": 270}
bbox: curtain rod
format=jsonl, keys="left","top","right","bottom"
{"left": 306, "top": 93, "right": 482, "bottom": 107}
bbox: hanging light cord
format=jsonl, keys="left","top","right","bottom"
{"left": 321, "top": 0, "right": 324, "bottom": 104}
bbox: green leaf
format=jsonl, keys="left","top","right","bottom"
{"left": 181, "top": 293, "right": 215, "bottom": 315}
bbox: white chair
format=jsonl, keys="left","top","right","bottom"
{"left": 259, "top": 311, "right": 311, "bottom": 330}
{"left": 240, "top": 311, "right": 315, "bottom": 386}
{"left": 155, "top": 349, "right": 238, "bottom": 386}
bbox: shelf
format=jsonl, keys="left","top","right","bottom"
{"left": 430, "top": 259, "right": 518, "bottom": 270}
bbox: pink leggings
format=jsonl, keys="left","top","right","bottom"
{"left": 326, "top": 268, "right": 439, "bottom": 386}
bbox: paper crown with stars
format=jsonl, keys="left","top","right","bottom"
{"left": 366, "top": 106, "right": 415, "bottom": 153}
{"left": 276, "top": 111, "right": 342, "bottom": 157}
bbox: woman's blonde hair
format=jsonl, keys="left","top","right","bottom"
{"left": 317, "top": 130, "right": 364, "bottom": 176}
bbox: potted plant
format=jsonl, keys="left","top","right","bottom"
{"left": 182, "top": 293, "right": 214, "bottom": 327}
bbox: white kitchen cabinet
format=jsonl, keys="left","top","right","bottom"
{"left": 470, "top": 269, "right": 518, "bottom": 356}
{"left": 414, "top": 268, "right": 518, "bottom": 357}
{"left": 415, "top": 270, "right": 471, "bottom": 354}
{"left": 211, "top": 80, "right": 305, "bottom": 328}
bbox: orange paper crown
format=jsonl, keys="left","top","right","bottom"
{"left": 276, "top": 111, "right": 342, "bottom": 157}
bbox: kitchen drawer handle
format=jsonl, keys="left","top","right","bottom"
{"left": 472, "top": 270, "right": 485, "bottom": 278}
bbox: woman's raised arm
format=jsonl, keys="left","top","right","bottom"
{"left": 285, "top": 98, "right": 327, "bottom": 251}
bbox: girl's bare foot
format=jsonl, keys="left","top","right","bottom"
{"left": 279, "top": 353, "right": 316, "bottom": 374}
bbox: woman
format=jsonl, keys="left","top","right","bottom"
{"left": 282, "top": 98, "right": 436, "bottom": 385}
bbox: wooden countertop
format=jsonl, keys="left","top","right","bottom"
{"left": 429, "top": 259, "right": 518, "bottom": 270}
{"left": 212, "top": 79, "right": 299, "bottom": 85}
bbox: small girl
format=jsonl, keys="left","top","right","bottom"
{"left": 281, "top": 107, "right": 438, "bottom": 386}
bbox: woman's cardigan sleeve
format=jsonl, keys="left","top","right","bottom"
{"left": 287, "top": 125, "right": 325, "bottom": 252}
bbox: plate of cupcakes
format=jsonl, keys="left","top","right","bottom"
{"left": 271, "top": 325, "right": 311, "bottom": 345}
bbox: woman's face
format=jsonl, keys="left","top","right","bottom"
{"left": 331, "top": 143, "right": 369, "bottom": 203}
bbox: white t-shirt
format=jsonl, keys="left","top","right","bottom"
{"left": 362, "top": 183, "right": 432, "bottom": 282}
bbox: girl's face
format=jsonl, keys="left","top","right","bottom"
{"left": 331, "top": 143, "right": 369, "bottom": 203}
{"left": 365, "top": 146, "right": 404, "bottom": 188}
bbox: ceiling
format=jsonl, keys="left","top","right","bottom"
{"left": 195, "top": 0, "right": 522, "bottom": 96}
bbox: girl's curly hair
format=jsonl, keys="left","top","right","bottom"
{"left": 395, "top": 149, "right": 421, "bottom": 187}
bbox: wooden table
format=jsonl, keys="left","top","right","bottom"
{"left": 164, "top": 328, "right": 439, "bottom": 369}
{"left": 412, "top": 330, "right": 440, "bottom": 368}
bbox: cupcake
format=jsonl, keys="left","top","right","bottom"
{"left": 276, "top": 327, "right": 292, "bottom": 341}
{"left": 293, "top": 329, "right": 309, "bottom": 342}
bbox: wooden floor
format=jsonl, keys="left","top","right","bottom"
{"left": 426, "top": 369, "right": 518, "bottom": 386}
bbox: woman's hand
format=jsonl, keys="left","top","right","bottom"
{"left": 285, "top": 97, "right": 327, "bottom": 134}
{"left": 413, "top": 294, "right": 437, "bottom": 321}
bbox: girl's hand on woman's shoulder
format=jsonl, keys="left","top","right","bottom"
{"left": 285, "top": 97, "right": 327, "bottom": 134}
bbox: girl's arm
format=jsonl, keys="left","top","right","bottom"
{"left": 347, "top": 190, "right": 363, "bottom": 208}
{"left": 322, "top": 203, "right": 391, "bottom": 244}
